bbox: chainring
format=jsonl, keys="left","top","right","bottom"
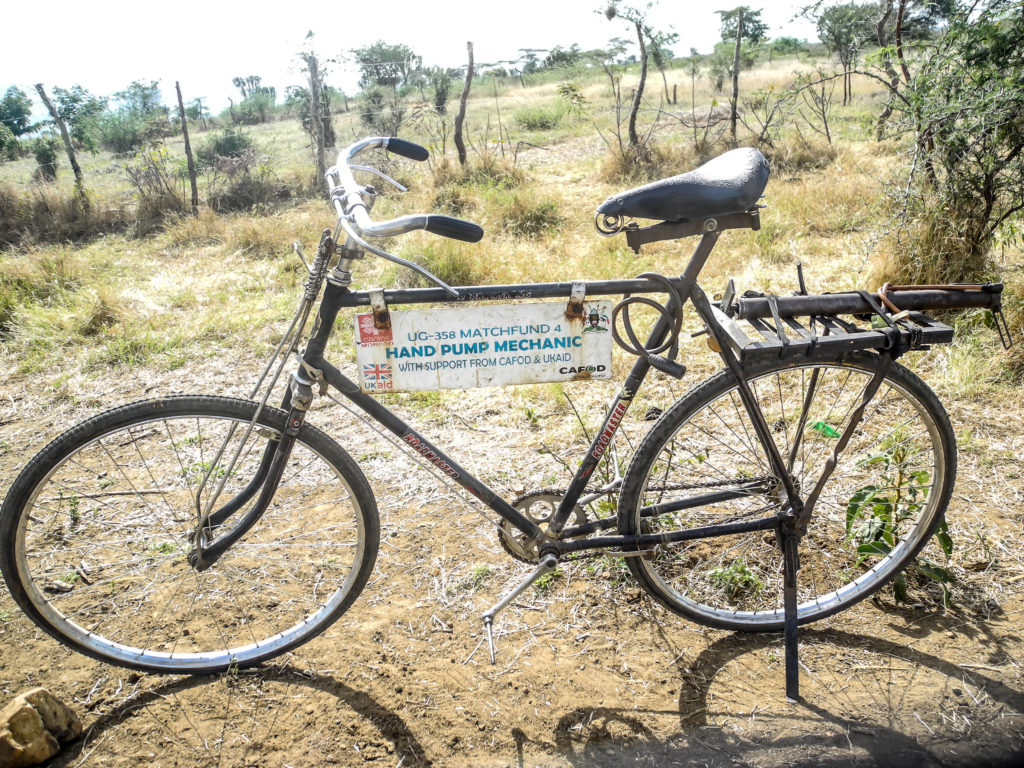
{"left": 498, "top": 489, "right": 589, "bottom": 563}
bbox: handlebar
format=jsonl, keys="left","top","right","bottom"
{"left": 326, "top": 137, "right": 484, "bottom": 243}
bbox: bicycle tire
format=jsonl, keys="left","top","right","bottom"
{"left": 617, "top": 353, "right": 956, "bottom": 631}
{"left": 0, "top": 395, "right": 379, "bottom": 673}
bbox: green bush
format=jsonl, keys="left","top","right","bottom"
{"left": 489, "top": 189, "right": 563, "bottom": 239}
{"left": 125, "top": 146, "right": 186, "bottom": 232}
{"left": 196, "top": 128, "right": 256, "bottom": 170}
{"left": 234, "top": 93, "right": 276, "bottom": 125}
{"left": 31, "top": 137, "right": 61, "bottom": 182}
{"left": 0, "top": 124, "right": 21, "bottom": 161}
{"left": 98, "top": 112, "right": 146, "bottom": 154}
{"left": 514, "top": 104, "right": 564, "bottom": 131}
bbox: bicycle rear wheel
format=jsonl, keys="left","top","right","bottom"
{"left": 617, "top": 353, "right": 956, "bottom": 631}
{"left": 0, "top": 395, "right": 379, "bottom": 673}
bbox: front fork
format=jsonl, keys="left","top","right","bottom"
{"left": 187, "top": 394, "right": 308, "bottom": 572}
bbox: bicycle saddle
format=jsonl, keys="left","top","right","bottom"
{"left": 597, "top": 147, "right": 769, "bottom": 222}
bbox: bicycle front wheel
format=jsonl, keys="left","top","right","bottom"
{"left": 617, "top": 353, "right": 956, "bottom": 631}
{"left": 0, "top": 396, "right": 379, "bottom": 673}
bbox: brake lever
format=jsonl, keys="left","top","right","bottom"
{"left": 338, "top": 217, "right": 461, "bottom": 298}
{"left": 349, "top": 164, "right": 408, "bottom": 192}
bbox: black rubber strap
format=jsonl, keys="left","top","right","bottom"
{"left": 767, "top": 294, "right": 790, "bottom": 356}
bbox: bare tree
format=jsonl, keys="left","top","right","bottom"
{"left": 454, "top": 42, "right": 474, "bottom": 167}
{"left": 798, "top": 71, "right": 836, "bottom": 144}
{"left": 730, "top": 7, "right": 743, "bottom": 143}
{"left": 34, "top": 83, "right": 87, "bottom": 208}
{"left": 604, "top": 2, "right": 654, "bottom": 151}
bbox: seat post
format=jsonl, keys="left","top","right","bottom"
{"left": 681, "top": 232, "right": 721, "bottom": 283}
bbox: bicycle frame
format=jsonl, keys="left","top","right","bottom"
{"left": 282, "top": 229, "right": 803, "bottom": 562}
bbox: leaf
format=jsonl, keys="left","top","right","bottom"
{"left": 893, "top": 572, "right": 908, "bottom": 603}
{"left": 911, "top": 470, "right": 931, "bottom": 485}
{"left": 845, "top": 486, "right": 878, "bottom": 532}
{"left": 858, "top": 453, "right": 890, "bottom": 467}
{"left": 935, "top": 517, "right": 954, "bottom": 558}
{"left": 852, "top": 518, "right": 885, "bottom": 546}
{"left": 916, "top": 559, "right": 954, "bottom": 584}
{"left": 857, "top": 539, "right": 891, "bottom": 557}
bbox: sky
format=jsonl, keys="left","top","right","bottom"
{"left": 3, "top": 0, "right": 818, "bottom": 116}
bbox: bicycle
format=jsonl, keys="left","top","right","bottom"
{"left": 0, "top": 136, "right": 1011, "bottom": 702}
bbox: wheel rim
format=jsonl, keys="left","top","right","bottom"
{"left": 13, "top": 409, "right": 368, "bottom": 670}
{"left": 631, "top": 362, "right": 949, "bottom": 627}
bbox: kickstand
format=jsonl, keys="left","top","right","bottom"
{"left": 482, "top": 554, "right": 559, "bottom": 663}
{"left": 782, "top": 525, "right": 801, "bottom": 703}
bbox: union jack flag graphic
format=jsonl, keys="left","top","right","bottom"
{"left": 363, "top": 363, "right": 393, "bottom": 383}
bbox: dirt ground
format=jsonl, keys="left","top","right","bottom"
{"left": 1, "top": 337, "right": 1023, "bottom": 768}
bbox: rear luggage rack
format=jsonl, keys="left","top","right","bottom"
{"left": 707, "top": 281, "right": 1007, "bottom": 365}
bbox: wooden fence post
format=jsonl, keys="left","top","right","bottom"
{"left": 305, "top": 52, "right": 327, "bottom": 186}
{"left": 176, "top": 82, "right": 199, "bottom": 216}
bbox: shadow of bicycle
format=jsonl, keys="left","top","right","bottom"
{"left": 50, "top": 662, "right": 431, "bottom": 768}
{"left": 536, "top": 625, "right": 1024, "bottom": 768}
{"left": 35, "top": 614, "right": 1024, "bottom": 768}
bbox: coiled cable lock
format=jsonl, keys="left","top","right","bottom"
{"left": 612, "top": 273, "right": 687, "bottom": 379}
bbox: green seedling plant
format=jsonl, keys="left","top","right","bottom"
{"left": 534, "top": 568, "right": 563, "bottom": 593}
{"left": 845, "top": 432, "right": 955, "bottom": 605}
{"left": 708, "top": 558, "right": 763, "bottom": 602}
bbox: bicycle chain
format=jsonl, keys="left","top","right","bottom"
{"left": 500, "top": 477, "right": 774, "bottom": 563}
{"left": 513, "top": 475, "right": 774, "bottom": 501}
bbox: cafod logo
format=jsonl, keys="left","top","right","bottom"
{"left": 582, "top": 305, "right": 610, "bottom": 334}
{"left": 357, "top": 314, "right": 393, "bottom": 345}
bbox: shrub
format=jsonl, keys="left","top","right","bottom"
{"left": 409, "top": 239, "right": 494, "bottom": 288}
{"left": 31, "top": 137, "right": 61, "bottom": 182}
{"left": 206, "top": 150, "right": 291, "bottom": 213}
{"left": 98, "top": 112, "right": 146, "bottom": 154}
{"left": 557, "top": 82, "right": 588, "bottom": 116}
{"left": 359, "top": 86, "right": 406, "bottom": 137}
{"left": 196, "top": 128, "right": 256, "bottom": 170}
{"left": 514, "top": 104, "right": 565, "bottom": 131}
{"left": 489, "top": 189, "right": 563, "bottom": 239}
{"left": 125, "top": 146, "right": 186, "bottom": 232}
{"left": 234, "top": 93, "right": 276, "bottom": 125}
{"left": 0, "top": 124, "right": 21, "bottom": 161}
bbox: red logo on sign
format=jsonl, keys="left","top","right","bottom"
{"left": 357, "top": 314, "right": 393, "bottom": 345}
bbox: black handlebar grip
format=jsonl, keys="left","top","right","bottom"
{"left": 424, "top": 215, "right": 485, "bottom": 243}
{"left": 385, "top": 137, "right": 429, "bottom": 162}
